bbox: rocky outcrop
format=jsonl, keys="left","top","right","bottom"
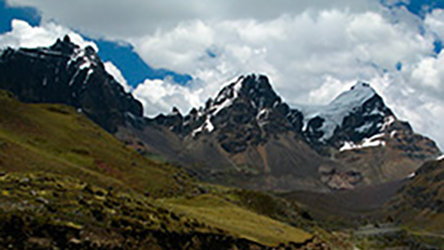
{"left": 149, "top": 75, "right": 299, "bottom": 154}
{"left": 389, "top": 159, "right": 444, "bottom": 215}
{"left": 0, "top": 35, "right": 143, "bottom": 133}
{"left": 385, "top": 158, "right": 444, "bottom": 248}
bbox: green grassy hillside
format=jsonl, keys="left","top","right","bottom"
{"left": 163, "top": 194, "right": 311, "bottom": 246}
{"left": 0, "top": 90, "right": 326, "bottom": 249}
{"left": 0, "top": 90, "right": 193, "bottom": 197}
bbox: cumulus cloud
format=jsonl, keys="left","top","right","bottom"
{"left": 130, "top": 10, "right": 432, "bottom": 108}
{"left": 0, "top": 19, "right": 97, "bottom": 50}
{"left": 425, "top": 9, "right": 444, "bottom": 41}
{"left": 370, "top": 71, "right": 444, "bottom": 151}
{"left": 132, "top": 78, "right": 204, "bottom": 116}
{"left": 7, "top": 0, "right": 380, "bottom": 38}
{"left": 391, "top": 38, "right": 444, "bottom": 148}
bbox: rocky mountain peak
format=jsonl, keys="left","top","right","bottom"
{"left": 148, "top": 74, "right": 298, "bottom": 153}
{"left": 151, "top": 77, "right": 397, "bottom": 151}
{"left": 149, "top": 75, "right": 439, "bottom": 166}
{"left": 140, "top": 75, "right": 440, "bottom": 192}
{"left": 49, "top": 35, "right": 77, "bottom": 54}
{"left": 235, "top": 74, "right": 280, "bottom": 108}
{"left": 210, "top": 74, "right": 282, "bottom": 113}
{"left": 301, "top": 82, "right": 394, "bottom": 147}
{"left": 155, "top": 74, "right": 291, "bottom": 133}
{"left": 0, "top": 36, "right": 143, "bottom": 133}
{"left": 330, "top": 81, "right": 376, "bottom": 107}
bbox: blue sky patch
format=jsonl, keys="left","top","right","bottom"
{"left": 396, "top": 62, "right": 403, "bottom": 71}
{"left": 433, "top": 40, "right": 443, "bottom": 54}
{"left": 0, "top": 0, "right": 40, "bottom": 33}
{"left": 205, "top": 47, "right": 218, "bottom": 58}
{"left": 93, "top": 39, "right": 192, "bottom": 87}
{"left": 382, "top": 0, "right": 444, "bottom": 18}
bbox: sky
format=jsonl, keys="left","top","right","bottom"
{"left": 1, "top": 0, "right": 444, "bottom": 150}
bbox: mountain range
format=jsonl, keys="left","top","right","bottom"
{"left": 124, "top": 74, "right": 440, "bottom": 192}
{"left": 0, "top": 36, "right": 444, "bottom": 249}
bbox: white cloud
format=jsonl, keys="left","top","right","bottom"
{"left": 130, "top": 9, "right": 432, "bottom": 107}
{"left": 425, "top": 9, "right": 444, "bottom": 41}
{"left": 0, "top": 19, "right": 97, "bottom": 50}
{"left": 392, "top": 41, "right": 444, "bottom": 149}
{"left": 411, "top": 57, "right": 441, "bottom": 89}
{"left": 307, "top": 76, "right": 356, "bottom": 104}
{"left": 103, "top": 62, "right": 132, "bottom": 93}
{"left": 7, "top": 0, "right": 380, "bottom": 38}
{"left": 369, "top": 72, "right": 444, "bottom": 150}
{"left": 132, "top": 78, "right": 204, "bottom": 116}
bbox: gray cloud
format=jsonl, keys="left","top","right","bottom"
{"left": 7, "top": 0, "right": 380, "bottom": 38}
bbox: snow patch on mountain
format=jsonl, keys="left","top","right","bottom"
{"left": 84, "top": 69, "right": 94, "bottom": 84}
{"left": 68, "top": 48, "right": 97, "bottom": 70}
{"left": 104, "top": 62, "right": 131, "bottom": 92}
{"left": 355, "top": 122, "right": 374, "bottom": 133}
{"left": 382, "top": 115, "right": 396, "bottom": 130}
{"left": 192, "top": 118, "right": 215, "bottom": 137}
{"left": 340, "top": 133, "right": 386, "bottom": 151}
{"left": 211, "top": 76, "right": 245, "bottom": 115}
{"left": 299, "top": 82, "right": 377, "bottom": 142}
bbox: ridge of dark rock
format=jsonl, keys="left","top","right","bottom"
{"left": 0, "top": 35, "right": 143, "bottom": 133}
{"left": 150, "top": 74, "right": 417, "bottom": 155}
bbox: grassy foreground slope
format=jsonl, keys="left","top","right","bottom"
{"left": 0, "top": 90, "right": 323, "bottom": 249}
{"left": 0, "top": 90, "right": 193, "bottom": 197}
{"left": 0, "top": 172, "right": 321, "bottom": 249}
{"left": 164, "top": 194, "right": 311, "bottom": 246}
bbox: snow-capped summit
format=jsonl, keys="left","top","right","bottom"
{"left": 150, "top": 74, "right": 297, "bottom": 152}
{"left": 152, "top": 77, "right": 395, "bottom": 150}
{"left": 301, "top": 82, "right": 393, "bottom": 148}
{"left": 209, "top": 74, "right": 282, "bottom": 116}
{"left": 150, "top": 75, "right": 439, "bottom": 168}
{"left": 329, "top": 82, "right": 376, "bottom": 109}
